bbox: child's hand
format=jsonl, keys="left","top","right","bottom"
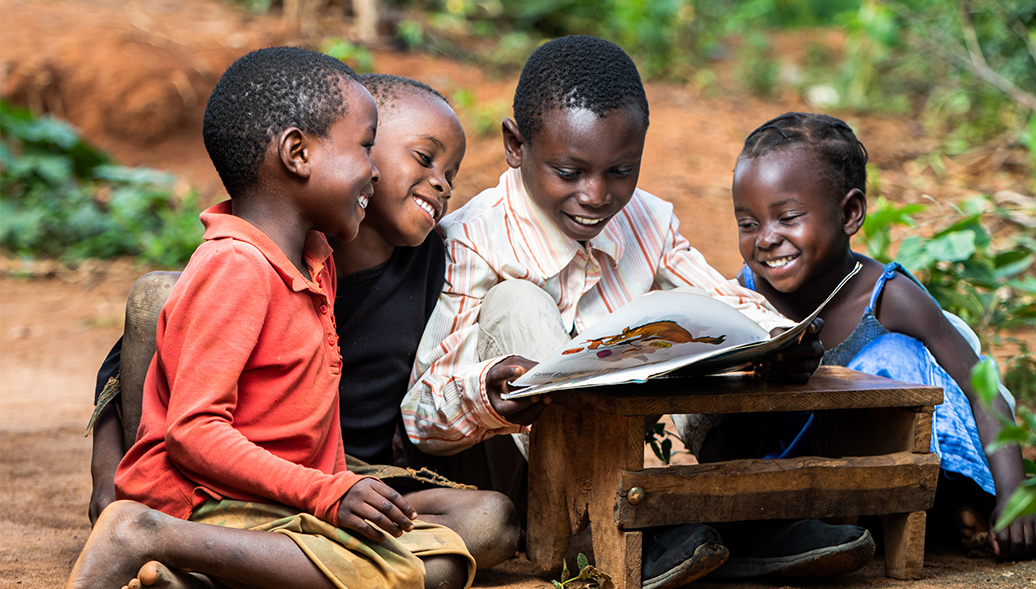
{"left": 991, "top": 504, "right": 1036, "bottom": 560}
{"left": 758, "top": 318, "right": 824, "bottom": 383}
{"left": 337, "top": 478, "right": 417, "bottom": 543}
{"left": 487, "top": 355, "right": 550, "bottom": 426}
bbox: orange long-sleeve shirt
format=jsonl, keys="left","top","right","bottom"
{"left": 115, "top": 201, "right": 364, "bottom": 526}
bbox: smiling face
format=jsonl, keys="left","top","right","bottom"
{"left": 505, "top": 105, "right": 646, "bottom": 242}
{"left": 362, "top": 92, "right": 466, "bottom": 247}
{"left": 732, "top": 148, "right": 863, "bottom": 294}
{"left": 302, "top": 79, "right": 380, "bottom": 243}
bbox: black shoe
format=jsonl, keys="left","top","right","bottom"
{"left": 709, "top": 519, "right": 875, "bottom": 579}
{"left": 641, "top": 523, "right": 729, "bottom": 589}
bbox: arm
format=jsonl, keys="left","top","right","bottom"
{"left": 403, "top": 240, "right": 535, "bottom": 455}
{"left": 879, "top": 277, "right": 1034, "bottom": 559}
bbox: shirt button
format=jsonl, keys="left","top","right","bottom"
{"left": 320, "top": 304, "right": 328, "bottom": 314}
{"left": 327, "top": 334, "right": 335, "bottom": 345}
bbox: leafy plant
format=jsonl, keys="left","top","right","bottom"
{"left": 0, "top": 101, "right": 202, "bottom": 268}
{"left": 645, "top": 420, "right": 689, "bottom": 466}
{"left": 320, "top": 37, "right": 376, "bottom": 73}
{"left": 450, "top": 88, "right": 509, "bottom": 137}
{"left": 973, "top": 358, "right": 1036, "bottom": 531}
{"left": 552, "top": 553, "right": 611, "bottom": 589}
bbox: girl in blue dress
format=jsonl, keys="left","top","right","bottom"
{"left": 730, "top": 111, "right": 1032, "bottom": 560}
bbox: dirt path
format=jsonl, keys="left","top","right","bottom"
{"left": 1, "top": 0, "right": 1034, "bottom": 587}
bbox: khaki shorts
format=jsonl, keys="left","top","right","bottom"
{"left": 190, "top": 499, "right": 475, "bottom": 589}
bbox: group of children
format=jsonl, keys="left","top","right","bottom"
{"left": 67, "top": 34, "right": 1031, "bottom": 589}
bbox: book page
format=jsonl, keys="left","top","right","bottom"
{"left": 503, "top": 262, "right": 862, "bottom": 399}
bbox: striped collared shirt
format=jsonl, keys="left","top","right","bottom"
{"left": 403, "top": 167, "right": 792, "bottom": 454}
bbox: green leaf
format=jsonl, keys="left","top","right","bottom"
{"left": 992, "top": 252, "right": 1034, "bottom": 280}
{"left": 971, "top": 358, "right": 1000, "bottom": 406}
{"left": 650, "top": 441, "right": 664, "bottom": 462}
{"left": 926, "top": 230, "right": 976, "bottom": 262}
{"left": 1024, "top": 459, "right": 1036, "bottom": 477}
{"left": 986, "top": 424, "right": 1030, "bottom": 454}
{"left": 661, "top": 438, "right": 673, "bottom": 464}
{"left": 577, "top": 552, "right": 589, "bottom": 571}
{"left": 994, "top": 486, "right": 1036, "bottom": 532}
{"left": 895, "top": 236, "right": 931, "bottom": 273}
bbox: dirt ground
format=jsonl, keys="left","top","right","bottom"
{"left": 1, "top": 0, "right": 1035, "bottom": 587}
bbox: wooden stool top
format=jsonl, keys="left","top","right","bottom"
{"left": 547, "top": 366, "right": 943, "bottom": 416}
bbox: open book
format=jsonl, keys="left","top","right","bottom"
{"left": 503, "top": 262, "right": 861, "bottom": 399}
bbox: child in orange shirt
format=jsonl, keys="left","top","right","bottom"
{"left": 67, "top": 48, "right": 474, "bottom": 589}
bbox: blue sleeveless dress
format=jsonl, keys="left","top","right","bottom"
{"left": 743, "top": 262, "right": 996, "bottom": 497}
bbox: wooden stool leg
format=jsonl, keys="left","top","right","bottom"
{"left": 528, "top": 404, "right": 573, "bottom": 570}
{"left": 587, "top": 412, "right": 643, "bottom": 589}
{"left": 883, "top": 511, "right": 926, "bottom": 579}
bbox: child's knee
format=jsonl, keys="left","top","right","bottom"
{"left": 422, "top": 554, "right": 470, "bottom": 589}
{"left": 478, "top": 280, "right": 568, "bottom": 361}
{"left": 463, "top": 491, "right": 520, "bottom": 568}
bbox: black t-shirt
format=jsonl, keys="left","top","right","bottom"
{"left": 94, "top": 233, "right": 446, "bottom": 465}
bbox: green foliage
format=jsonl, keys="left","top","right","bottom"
{"left": 973, "top": 358, "right": 1036, "bottom": 532}
{"left": 0, "top": 101, "right": 202, "bottom": 268}
{"left": 736, "top": 33, "right": 780, "bottom": 97}
{"left": 855, "top": 194, "right": 1036, "bottom": 400}
{"left": 645, "top": 420, "right": 689, "bottom": 465}
{"left": 552, "top": 553, "right": 611, "bottom": 589}
{"left": 450, "top": 88, "right": 509, "bottom": 137}
{"left": 320, "top": 37, "right": 376, "bottom": 73}
{"left": 832, "top": 0, "right": 1036, "bottom": 148}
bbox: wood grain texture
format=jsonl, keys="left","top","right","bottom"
{"left": 615, "top": 452, "right": 939, "bottom": 527}
{"left": 549, "top": 366, "right": 943, "bottom": 416}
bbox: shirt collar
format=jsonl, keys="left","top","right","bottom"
{"left": 200, "top": 200, "right": 333, "bottom": 293}
{"left": 503, "top": 167, "right": 625, "bottom": 278}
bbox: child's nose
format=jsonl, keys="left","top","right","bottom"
{"left": 758, "top": 223, "right": 781, "bottom": 247}
{"left": 431, "top": 175, "right": 451, "bottom": 199}
{"left": 370, "top": 162, "right": 380, "bottom": 184}
{"left": 577, "top": 178, "right": 609, "bottom": 207}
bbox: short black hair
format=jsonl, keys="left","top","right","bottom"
{"left": 355, "top": 73, "right": 447, "bottom": 112}
{"left": 738, "top": 112, "right": 869, "bottom": 201}
{"left": 512, "top": 35, "right": 649, "bottom": 141}
{"left": 203, "top": 46, "right": 357, "bottom": 198}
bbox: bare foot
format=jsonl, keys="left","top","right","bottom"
{"left": 122, "top": 561, "right": 216, "bottom": 589}
{"left": 958, "top": 506, "right": 991, "bottom": 550}
{"left": 66, "top": 500, "right": 169, "bottom": 589}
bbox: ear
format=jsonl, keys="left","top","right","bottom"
{"left": 277, "top": 127, "right": 310, "bottom": 179}
{"left": 840, "top": 188, "right": 866, "bottom": 236}
{"left": 501, "top": 118, "right": 525, "bottom": 170}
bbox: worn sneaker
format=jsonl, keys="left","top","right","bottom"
{"left": 709, "top": 519, "right": 875, "bottom": 579}
{"left": 641, "top": 523, "right": 729, "bottom": 589}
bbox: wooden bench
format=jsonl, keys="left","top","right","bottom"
{"left": 526, "top": 366, "right": 942, "bottom": 588}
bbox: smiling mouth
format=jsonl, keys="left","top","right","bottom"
{"left": 358, "top": 195, "right": 370, "bottom": 210}
{"left": 570, "top": 214, "right": 605, "bottom": 226}
{"left": 763, "top": 255, "right": 798, "bottom": 268}
{"left": 413, "top": 196, "right": 437, "bottom": 219}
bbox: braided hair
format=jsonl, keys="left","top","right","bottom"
{"left": 739, "top": 112, "right": 868, "bottom": 200}
{"left": 203, "top": 47, "right": 357, "bottom": 198}
{"left": 512, "top": 35, "right": 649, "bottom": 142}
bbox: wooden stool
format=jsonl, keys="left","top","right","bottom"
{"left": 526, "top": 366, "right": 942, "bottom": 588}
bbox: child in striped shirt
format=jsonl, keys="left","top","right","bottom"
{"left": 403, "top": 35, "right": 873, "bottom": 588}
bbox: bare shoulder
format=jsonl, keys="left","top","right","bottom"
{"left": 874, "top": 268, "right": 954, "bottom": 343}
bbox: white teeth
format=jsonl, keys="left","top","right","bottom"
{"left": 414, "top": 197, "right": 436, "bottom": 218}
{"left": 573, "top": 215, "right": 603, "bottom": 226}
{"left": 358, "top": 195, "right": 369, "bottom": 210}
{"left": 764, "top": 256, "right": 796, "bottom": 268}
